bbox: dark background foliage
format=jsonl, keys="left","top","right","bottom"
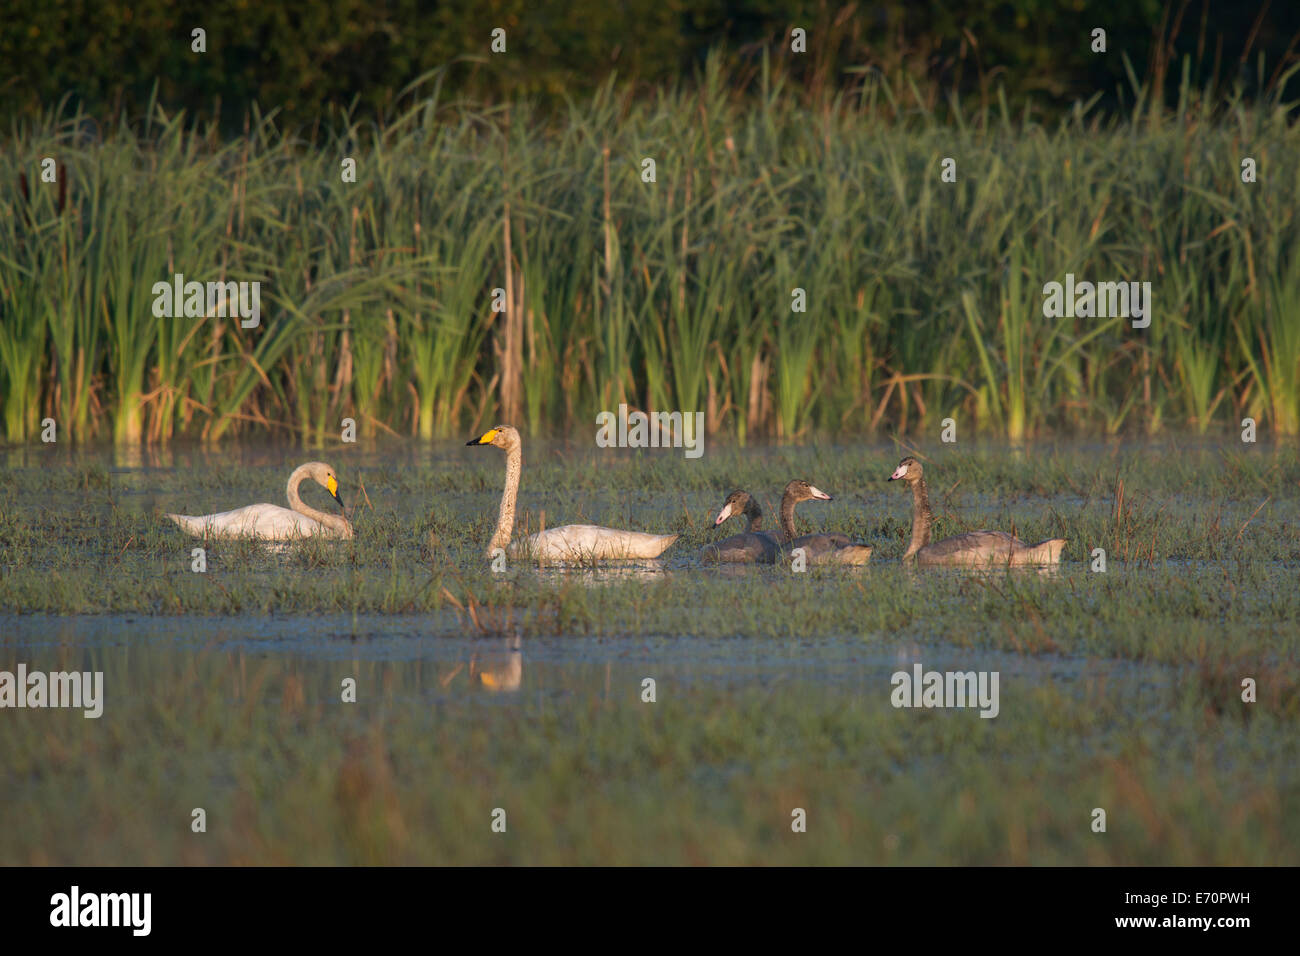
{"left": 4, "top": 1, "right": 1298, "bottom": 131}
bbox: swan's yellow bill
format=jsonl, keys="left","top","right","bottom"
{"left": 473, "top": 428, "right": 499, "bottom": 445}
{"left": 327, "top": 474, "right": 338, "bottom": 497}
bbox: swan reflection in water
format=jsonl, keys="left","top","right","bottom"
{"left": 962, "top": 563, "right": 1062, "bottom": 579}
{"left": 471, "top": 634, "right": 523, "bottom": 693}
{"left": 903, "top": 562, "right": 1063, "bottom": 583}
{"left": 532, "top": 559, "right": 670, "bottom": 587}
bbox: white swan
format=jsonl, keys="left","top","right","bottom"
{"left": 165, "top": 462, "right": 352, "bottom": 540}
{"left": 467, "top": 425, "right": 679, "bottom": 561}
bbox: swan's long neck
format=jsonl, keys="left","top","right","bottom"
{"left": 905, "top": 477, "right": 934, "bottom": 560}
{"left": 489, "top": 444, "right": 521, "bottom": 555}
{"left": 779, "top": 490, "right": 798, "bottom": 542}
{"left": 286, "top": 465, "right": 342, "bottom": 531}
{"left": 744, "top": 499, "right": 764, "bottom": 533}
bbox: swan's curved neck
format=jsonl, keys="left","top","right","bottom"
{"left": 906, "top": 477, "right": 933, "bottom": 559}
{"left": 490, "top": 444, "right": 521, "bottom": 555}
{"left": 743, "top": 498, "right": 764, "bottom": 533}
{"left": 286, "top": 465, "right": 338, "bottom": 530}
{"left": 779, "top": 490, "right": 799, "bottom": 542}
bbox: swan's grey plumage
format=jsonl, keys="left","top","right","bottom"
{"left": 888, "top": 456, "right": 1065, "bottom": 566}
{"left": 165, "top": 462, "right": 352, "bottom": 539}
{"left": 701, "top": 490, "right": 782, "bottom": 563}
{"left": 468, "top": 425, "right": 679, "bottom": 561}
{"left": 778, "top": 480, "right": 874, "bottom": 565}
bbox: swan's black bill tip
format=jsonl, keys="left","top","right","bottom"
{"left": 466, "top": 438, "right": 479, "bottom": 445}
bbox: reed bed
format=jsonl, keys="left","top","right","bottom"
{"left": 3, "top": 62, "right": 1299, "bottom": 445}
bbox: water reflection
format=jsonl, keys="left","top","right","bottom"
{"left": 903, "top": 563, "right": 1063, "bottom": 582}
{"left": 532, "top": 559, "right": 670, "bottom": 587}
{"left": 968, "top": 564, "right": 1061, "bottom": 579}
{"left": 471, "top": 635, "right": 523, "bottom": 692}
{"left": 698, "top": 562, "right": 763, "bottom": 578}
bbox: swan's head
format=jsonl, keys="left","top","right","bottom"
{"left": 784, "top": 479, "right": 832, "bottom": 502}
{"left": 714, "top": 490, "right": 754, "bottom": 526}
{"left": 467, "top": 425, "right": 521, "bottom": 451}
{"left": 889, "top": 457, "right": 923, "bottom": 483}
{"left": 305, "top": 461, "right": 345, "bottom": 510}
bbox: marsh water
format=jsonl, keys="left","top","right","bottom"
{"left": 1, "top": 435, "right": 1295, "bottom": 696}
{"left": 2, "top": 438, "right": 1297, "bottom": 864}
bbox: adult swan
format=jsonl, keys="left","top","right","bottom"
{"left": 165, "top": 462, "right": 351, "bottom": 539}
{"left": 467, "top": 425, "right": 679, "bottom": 561}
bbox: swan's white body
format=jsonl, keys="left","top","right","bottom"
{"left": 512, "top": 524, "right": 679, "bottom": 561}
{"left": 165, "top": 462, "right": 352, "bottom": 540}
{"left": 166, "top": 504, "right": 343, "bottom": 539}
{"left": 469, "top": 426, "right": 678, "bottom": 562}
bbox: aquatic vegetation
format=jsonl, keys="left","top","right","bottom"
{"left": 0, "top": 442, "right": 1296, "bottom": 864}
{"left": 4, "top": 69, "right": 1299, "bottom": 446}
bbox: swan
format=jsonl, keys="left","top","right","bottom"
{"left": 778, "top": 480, "right": 874, "bottom": 565}
{"left": 165, "top": 461, "right": 352, "bottom": 539}
{"left": 467, "top": 425, "right": 679, "bottom": 561}
{"left": 701, "top": 490, "right": 782, "bottom": 563}
{"left": 888, "top": 456, "right": 1065, "bottom": 566}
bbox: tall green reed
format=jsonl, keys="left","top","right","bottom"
{"left": 3, "top": 60, "right": 1299, "bottom": 444}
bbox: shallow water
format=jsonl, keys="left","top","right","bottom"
{"left": 0, "top": 611, "right": 1170, "bottom": 705}
{"left": 2, "top": 439, "right": 1297, "bottom": 864}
